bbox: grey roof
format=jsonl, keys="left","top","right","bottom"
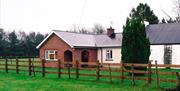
{"left": 37, "top": 23, "right": 180, "bottom": 49}
{"left": 55, "top": 31, "right": 96, "bottom": 47}
{"left": 146, "top": 23, "right": 180, "bottom": 45}
{"left": 94, "top": 33, "right": 122, "bottom": 47}
{"left": 54, "top": 30, "right": 122, "bottom": 48}
{"left": 55, "top": 22, "right": 180, "bottom": 48}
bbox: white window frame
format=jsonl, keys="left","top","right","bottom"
{"left": 45, "top": 50, "right": 58, "bottom": 61}
{"left": 106, "top": 49, "right": 113, "bottom": 61}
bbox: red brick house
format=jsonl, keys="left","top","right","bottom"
{"left": 36, "top": 27, "right": 122, "bottom": 67}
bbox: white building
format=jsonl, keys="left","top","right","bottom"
{"left": 146, "top": 23, "right": 180, "bottom": 64}
{"left": 97, "top": 23, "right": 180, "bottom": 65}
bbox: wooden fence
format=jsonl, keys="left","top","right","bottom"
{"left": 0, "top": 59, "right": 180, "bottom": 88}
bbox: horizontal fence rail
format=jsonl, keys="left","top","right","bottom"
{"left": 0, "top": 59, "right": 179, "bottom": 88}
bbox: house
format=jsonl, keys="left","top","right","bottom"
{"left": 36, "top": 27, "right": 122, "bottom": 67}
{"left": 146, "top": 23, "right": 180, "bottom": 65}
{"left": 36, "top": 23, "right": 180, "bottom": 67}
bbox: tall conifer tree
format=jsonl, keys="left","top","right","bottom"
{"left": 122, "top": 3, "right": 152, "bottom": 66}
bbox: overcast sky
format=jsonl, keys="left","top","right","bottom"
{"left": 0, "top": 0, "right": 176, "bottom": 34}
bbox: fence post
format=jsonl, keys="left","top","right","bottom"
{"left": 42, "top": 59, "right": 45, "bottom": 77}
{"left": 148, "top": 60, "right": 152, "bottom": 84}
{"left": 108, "top": 64, "right": 112, "bottom": 83}
{"left": 176, "top": 72, "right": 180, "bottom": 91}
{"left": 16, "top": 58, "right": 19, "bottom": 74}
{"left": 67, "top": 62, "right": 71, "bottom": 79}
{"left": 96, "top": 60, "right": 100, "bottom": 81}
{"left": 155, "top": 60, "right": 160, "bottom": 88}
{"left": 28, "top": 58, "right": 32, "bottom": 76}
{"left": 5, "top": 58, "right": 8, "bottom": 73}
{"left": 76, "top": 60, "right": 79, "bottom": 79}
{"left": 131, "top": 64, "right": 135, "bottom": 85}
{"left": 31, "top": 59, "right": 36, "bottom": 77}
{"left": 57, "top": 59, "right": 61, "bottom": 78}
{"left": 120, "top": 61, "right": 124, "bottom": 83}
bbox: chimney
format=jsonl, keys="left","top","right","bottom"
{"left": 107, "top": 26, "right": 115, "bottom": 38}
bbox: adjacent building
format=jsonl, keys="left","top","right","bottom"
{"left": 146, "top": 23, "right": 180, "bottom": 64}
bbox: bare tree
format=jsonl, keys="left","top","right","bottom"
{"left": 173, "top": 0, "right": 180, "bottom": 22}
{"left": 160, "top": 18, "right": 166, "bottom": 23}
{"left": 78, "top": 27, "right": 89, "bottom": 34}
{"left": 69, "top": 24, "right": 89, "bottom": 34}
{"left": 17, "top": 31, "right": 26, "bottom": 41}
{"left": 92, "top": 23, "right": 105, "bottom": 35}
{"left": 70, "top": 24, "right": 78, "bottom": 33}
{"left": 69, "top": 24, "right": 105, "bottom": 34}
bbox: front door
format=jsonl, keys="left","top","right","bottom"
{"left": 81, "top": 50, "right": 89, "bottom": 62}
{"left": 81, "top": 50, "right": 89, "bottom": 67}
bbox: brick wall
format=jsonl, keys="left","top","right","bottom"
{"left": 39, "top": 33, "right": 97, "bottom": 67}
{"left": 73, "top": 48, "right": 97, "bottom": 62}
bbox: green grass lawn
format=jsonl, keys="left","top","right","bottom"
{"left": 0, "top": 72, "right": 160, "bottom": 91}
{"left": 0, "top": 58, "right": 179, "bottom": 91}
{"left": 0, "top": 68, "right": 178, "bottom": 91}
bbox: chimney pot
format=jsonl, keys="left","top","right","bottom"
{"left": 107, "top": 26, "right": 115, "bottom": 38}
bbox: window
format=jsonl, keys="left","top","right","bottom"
{"left": 45, "top": 50, "right": 57, "bottom": 61}
{"left": 106, "top": 50, "right": 113, "bottom": 61}
{"left": 164, "top": 45, "right": 172, "bottom": 65}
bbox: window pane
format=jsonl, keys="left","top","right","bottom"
{"left": 110, "top": 50, "right": 112, "bottom": 58}
{"left": 45, "top": 50, "right": 48, "bottom": 59}
{"left": 106, "top": 50, "right": 109, "bottom": 59}
{"left": 50, "top": 54, "right": 54, "bottom": 59}
{"left": 49, "top": 50, "right": 54, "bottom": 53}
{"left": 106, "top": 50, "right": 110, "bottom": 59}
{"left": 55, "top": 51, "right": 58, "bottom": 59}
{"left": 45, "top": 50, "right": 57, "bottom": 60}
{"left": 106, "top": 50, "right": 113, "bottom": 60}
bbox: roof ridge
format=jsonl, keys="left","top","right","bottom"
{"left": 53, "top": 30, "right": 96, "bottom": 35}
{"left": 149, "top": 22, "right": 180, "bottom": 26}
{"left": 53, "top": 30, "right": 122, "bottom": 35}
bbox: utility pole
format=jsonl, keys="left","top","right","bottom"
{"left": 0, "top": 0, "right": 2, "bottom": 28}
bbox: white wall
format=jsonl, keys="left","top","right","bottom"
{"left": 172, "top": 45, "right": 180, "bottom": 64}
{"left": 97, "top": 45, "right": 180, "bottom": 65}
{"left": 150, "top": 45, "right": 180, "bottom": 65}
{"left": 149, "top": 45, "right": 164, "bottom": 64}
{"left": 97, "top": 47, "right": 121, "bottom": 63}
